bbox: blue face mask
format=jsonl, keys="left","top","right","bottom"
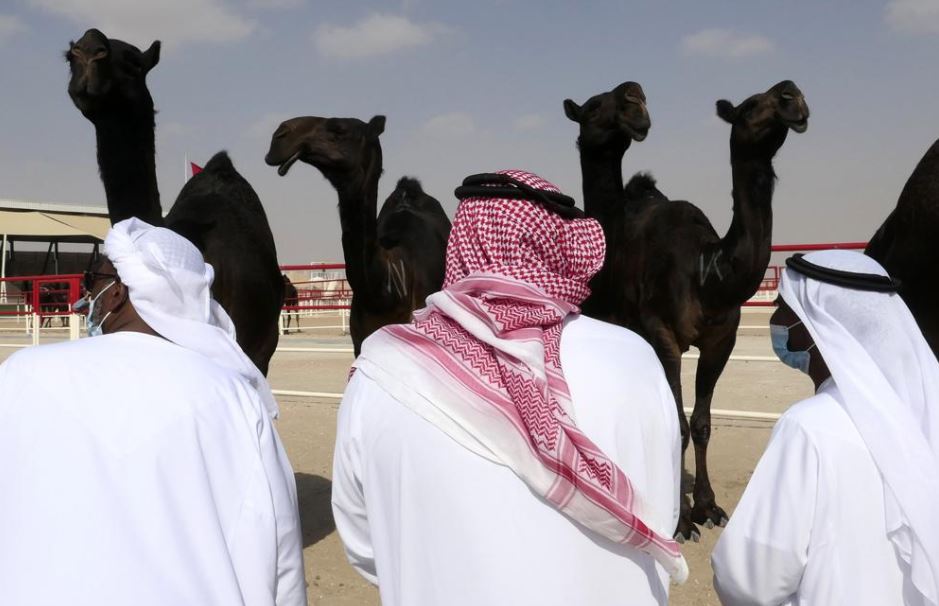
{"left": 86, "top": 280, "right": 116, "bottom": 337}
{"left": 770, "top": 321, "right": 816, "bottom": 374}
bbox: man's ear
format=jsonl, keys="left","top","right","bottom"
{"left": 107, "top": 281, "right": 130, "bottom": 314}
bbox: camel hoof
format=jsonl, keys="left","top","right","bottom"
{"left": 674, "top": 533, "right": 685, "bottom": 544}
{"left": 691, "top": 530, "right": 701, "bottom": 543}
{"left": 704, "top": 519, "right": 715, "bottom": 529}
{"left": 719, "top": 516, "right": 729, "bottom": 528}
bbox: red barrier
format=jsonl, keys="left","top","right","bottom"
{"left": 745, "top": 242, "right": 868, "bottom": 306}
{"left": 770, "top": 242, "right": 868, "bottom": 253}
{"left": 0, "top": 274, "right": 82, "bottom": 318}
{"left": 280, "top": 245, "right": 871, "bottom": 312}
{"left": 280, "top": 264, "right": 351, "bottom": 311}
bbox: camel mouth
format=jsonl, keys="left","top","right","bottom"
{"left": 276, "top": 151, "right": 302, "bottom": 176}
{"left": 788, "top": 118, "right": 808, "bottom": 134}
{"left": 622, "top": 122, "right": 649, "bottom": 142}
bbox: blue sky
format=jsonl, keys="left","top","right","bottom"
{"left": 2, "top": 0, "right": 939, "bottom": 262}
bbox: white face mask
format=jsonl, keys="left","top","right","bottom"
{"left": 86, "top": 281, "right": 116, "bottom": 337}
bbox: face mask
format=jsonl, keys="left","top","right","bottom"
{"left": 86, "top": 280, "right": 116, "bottom": 337}
{"left": 770, "top": 320, "right": 817, "bottom": 374}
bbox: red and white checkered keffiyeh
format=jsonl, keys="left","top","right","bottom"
{"left": 354, "top": 170, "right": 687, "bottom": 581}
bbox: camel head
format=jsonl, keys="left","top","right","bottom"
{"left": 265, "top": 115, "right": 386, "bottom": 181}
{"left": 65, "top": 28, "right": 160, "bottom": 120}
{"left": 564, "top": 81, "right": 650, "bottom": 151}
{"left": 716, "top": 80, "right": 809, "bottom": 156}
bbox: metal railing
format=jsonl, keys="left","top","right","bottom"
{"left": 745, "top": 242, "right": 868, "bottom": 306}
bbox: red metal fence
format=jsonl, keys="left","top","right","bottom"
{"left": 280, "top": 263, "right": 351, "bottom": 312}
{"left": 0, "top": 244, "right": 871, "bottom": 321}
{"left": 0, "top": 274, "right": 82, "bottom": 320}
{"left": 746, "top": 242, "right": 868, "bottom": 307}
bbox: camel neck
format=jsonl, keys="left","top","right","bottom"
{"left": 94, "top": 110, "right": 163, "bottom": 226}
{"left": 578, "top": 143, "right": 628, "bottom": 222}
{"left": 717, "top": 155, "right": 776, "bottom": 300}
{"left": 334, "top": 145, "right": 382, "bottom": 293}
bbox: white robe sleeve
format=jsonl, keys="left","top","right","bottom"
{"left": 331, "top": 374, "right": 379, "bottom": 585}
{"left": 218, "top": 382, "right": 307, "bottom": 606}
{"left": 265, "top": 426, "right": 308, "bottom": 606}
{"left": 711, "top": 416, "right": 819, "bottom": 606}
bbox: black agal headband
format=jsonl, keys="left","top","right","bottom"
{"left": 786, "top": 253, "right": 901, "bottom": 293}
{"left": 454, "top": 173, "right": 585, "bottom": 219}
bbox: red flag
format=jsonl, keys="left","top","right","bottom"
{"left": 190, "top": 162, "right": 203, "bottom": 176}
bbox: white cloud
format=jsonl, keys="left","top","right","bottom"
{"left": 886, "top": 0, "right": 939, "bottom": 34}
{"left": 28, "top": 0, "right": 255, "bottom": 49}
{"left": 421, "top": 112, "right": 476, "bottom": 139}
{"left": 313, "top": 13, "right": 447, "bottom": 59}
{"left": 513, "top": 113, "right": 547, "bottom": 132}
{"left": 681, "top": 28, "right": 774, "bottom": 58}
{"left": 0, "top": 15, "right": 27, "bottom": 42}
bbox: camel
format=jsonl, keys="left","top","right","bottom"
{"left": 566, "top": 80, "right": 809, "bottom": 541}
{"left": 265, "top": 115, "right": 451, "bottom": 356}
{"left": 866, "top": 139, "right": 939, "bottom": 359}
{"left": 282, "top": 274, "right": 300, "bottom": 334}
{"left": 39, "top": 282, "right": 70, "bottom": 328}
{"left": 563, "top": 81, "right": 650, "bottom": 314}
{"left": 65, "top": 28, "right": 283, "bottom": 375}
{"left": 65, "top": 29, "right": 162, "bottom": 226}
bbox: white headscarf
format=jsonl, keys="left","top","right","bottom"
{"left": 104, "top": 218, "right": 279, "bottom": 418}
{"left": 779, "top": 250, "right": 939, "bottom": 605}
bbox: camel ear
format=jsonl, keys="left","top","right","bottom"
{"left": 368, "top": 115, "right": 386, "bottom": 137}
{"left": 563, "top": 99, "right": 582, "bottom": 122}
{"left": 716, "top": 99, "right": 737, "bottom": 123}
{"left": 142, "top": 41, "right": 161, "bottom": 72}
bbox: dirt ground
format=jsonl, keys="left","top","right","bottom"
{"left": 0, "top": 309, "right": 814, "bottom": 605}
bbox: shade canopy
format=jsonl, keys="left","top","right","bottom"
{"left": 0, "top": 210, "right": 109, "bottom": 243}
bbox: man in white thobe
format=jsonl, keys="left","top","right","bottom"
{"left": 332, "top": 170, "right": 685, "bottom": 605}
{"left": 712, "top": 250, "right": 939, "bottom": 606}
{"left": 0, "top": 219, "right": 306, "bottom": 606}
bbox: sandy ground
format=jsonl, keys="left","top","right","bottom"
{"left": 0, "top": 309, "right": 815, "bottom": 605}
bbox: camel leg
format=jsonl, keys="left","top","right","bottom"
{"left": 642, "top": 318, "right": 696, "bottom": 542}
{"left": 689, "top": 321, "right": 736, "bottom": 529}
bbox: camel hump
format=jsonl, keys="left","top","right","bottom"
{"left": 394, "top": 177, "right": 425, "bottom": 199}
{"left": 624, "top": 172, "right": 667, "bottom": 202}
{"left": 202, "top": 151, "right": 236, "bottom": 174}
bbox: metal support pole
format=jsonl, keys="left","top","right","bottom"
{"left": 0, "top": 233, "right": 7, "bottom": 303}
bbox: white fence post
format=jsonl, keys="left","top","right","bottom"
{"left": 31, "top": 314, "right": 40, "bottom": 345}
{"left": 278, "top": 312, "right": 285, "bottom": 336}
{"left": 69, "top": 314, "right": 80, "bottom": 340}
